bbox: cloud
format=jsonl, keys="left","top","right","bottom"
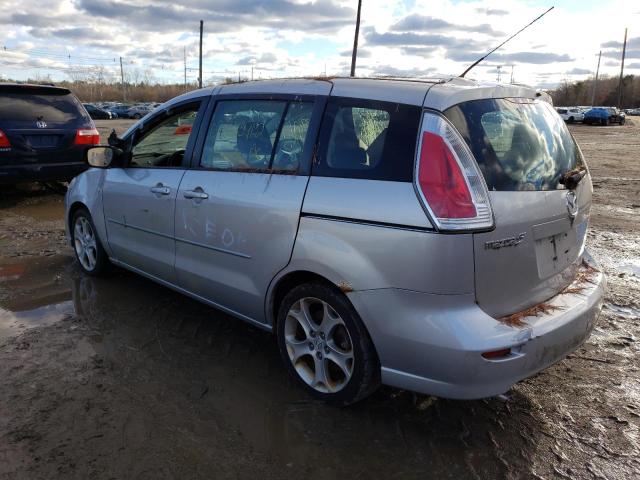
{"left": 567, "top": 68, "right": 591, "bottom": 75}
{"left": 602, "top": 49, "right": 640, "bottom": 60}
{"left": 76, "top": 0, "right": 355, "bottom": 34}
{"left": 475, "top": 8, "right": 508, "bottom": 16}
{"left": 339, "top": 48, "right": 371, "bottom": 58}
{"left": 370, "top": 65, "right": 437, "bottom": 77}
{"left": 601, "top": 36, "right": 640, "bottom": 49}
{"left": 391, "top": 14, "right": 503, "bottom": 36}
{"left": 236, "top": 52, "right": 278, "bottom": 65}
{"left": 363, "top": 28, "right": 491, "bottom": 51}
{"left": 447, "top": 51, "right": 574, "bottom": 64}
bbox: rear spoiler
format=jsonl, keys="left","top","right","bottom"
{"left": 0, "top": 84, "right": 71, "bottom": 95}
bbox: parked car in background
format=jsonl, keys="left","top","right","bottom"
{"left": 107, "top": 104, "right": 131, "bottom": 119}
{"left": 83, "top": 103, "right": 113, "bottom": 120}
{"left": 624, "top": 108, "right": 640, "bottom": 116}
{"left": 583, "top": 107, "right": 626, "bottom": 125}
{"left": 0, "top": 83, "right": 98, "bottom": 184}
{"left": 125, "top": 104, "right": 155, "bottom": 119}
{"left": 65, "top": 78, "right": 605, "bottom": 405}
{"left": 556, "top": 107, "right": 584, "bottom": 123}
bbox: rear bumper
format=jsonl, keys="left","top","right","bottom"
{"left": 348, "top": 252, "right": 605, "bottom": 399}
{"left": 0, "top": 161, "right": 87, "bottom": 184}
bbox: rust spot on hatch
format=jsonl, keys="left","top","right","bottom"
{"left": 338, "top": 281, "right": 354, "bottom": 293}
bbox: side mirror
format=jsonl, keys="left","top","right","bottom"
{"left": 86, "top": 146, "right": 120, "bottom": 168}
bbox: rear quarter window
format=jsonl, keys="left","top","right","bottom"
{"left": 445, "top": 98, "right": 584, "bottom": 191}
{"left": 313, "top": 97, "right": 421, "bottom": 182}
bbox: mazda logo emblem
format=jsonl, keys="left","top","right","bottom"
{"left": 566, "top": 190, "right": 578, "bottom": 219}
{"left": 35, "top": 120, "right": 47, "bottom": 129}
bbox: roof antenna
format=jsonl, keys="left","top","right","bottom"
{"left": 460, "top": 6, "right": 554, "bottom": 78}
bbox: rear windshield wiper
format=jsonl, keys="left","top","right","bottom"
{"left": 559, "top": 168, "right": 587, "bottom": 190}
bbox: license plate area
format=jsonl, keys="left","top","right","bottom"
{"left": 533, "top": 218, "right": 581, "bottom": 279}
{"left": 26, "top": 135, "right": 62, "bottom": 148}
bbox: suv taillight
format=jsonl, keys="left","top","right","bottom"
{"left": 0, "top": 129, "right": 11, "bottom": 148}
{"left": 415, "top": 112, "right": 493, "bottom": 231}
{"left": 75, "top": 128, "right": 100, "bottom": 145}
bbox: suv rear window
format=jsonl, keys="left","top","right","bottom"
{"left": 445, "top": 98, "right": 584, "bottom": 191}
{"left": 0, "top": 90, "right": 87, "bottom": 126}
{"left": 314, "top": 97, "right": 421, "bottom": 181}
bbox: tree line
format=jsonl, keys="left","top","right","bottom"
{"left": 549, "top": 74, "right": 639, "bottom": 108}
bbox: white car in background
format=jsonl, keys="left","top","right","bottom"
{"left": 556, "top": 107, "right": 584, "bottom": 123}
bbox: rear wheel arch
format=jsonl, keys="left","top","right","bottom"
{"left": 269, "top": 270, "right": 338, "bottom": 328}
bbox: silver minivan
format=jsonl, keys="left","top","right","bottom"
{"left": 65, "top": 78, "right": 605, "bottom": 405}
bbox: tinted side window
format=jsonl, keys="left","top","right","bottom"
{"left": 314, "top": 97, "right": 421, "bottom": 181}
{"left": 201, "top": 100, "right": 314, "bottom": 173}
{"left": 130, "top": 104, "right": 200, "bottom": 168}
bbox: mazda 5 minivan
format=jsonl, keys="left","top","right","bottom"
{"left": 65, "top": 78, "right": 605, "bottom": 405}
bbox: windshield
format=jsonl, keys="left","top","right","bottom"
{"left": 445, "top": 98, "right": 584, "bottom": 191}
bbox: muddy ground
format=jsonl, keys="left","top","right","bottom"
{"left": 0, "top": 120, "right": 638, "bottom": 479}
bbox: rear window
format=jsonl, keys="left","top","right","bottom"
{"left": 314, "top": 97, "right": 421, "bottom": 181}
{"left": 445, "top": 98, "right": 584, "bottom": 191}
{"left": 0, "top": 91, "right": 87, "bottom": 125}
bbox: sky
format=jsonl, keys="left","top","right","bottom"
{"left": 1, "top": 0, "right": 638, "bottom": 89}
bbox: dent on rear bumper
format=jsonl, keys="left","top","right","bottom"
{"left": 347, "top": 255, "right": 606, "bottom": 399}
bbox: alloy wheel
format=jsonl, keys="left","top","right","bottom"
{"left": 74, "top": 216, "right": 98, "bottom": 271}
{"left": 284, "top": 297, "right": 355, "bottom": 393}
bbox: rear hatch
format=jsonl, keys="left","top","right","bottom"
{"left": 444, "top": 98, "right": 590, "bottom": 318}
{"left": 0, "top": 85, "right": 92, "bottom": 165}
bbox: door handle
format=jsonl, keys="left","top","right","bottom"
{"left": 183, "top": 189, "right": 209, "bottom": 200}
{"left": 150, "top": 185, "right": 171, "bottom": 195}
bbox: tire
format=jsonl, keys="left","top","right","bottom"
{"left": 620, "top": 118, "right": 625, "bottom": 125}
{"left": 568, "top": 116, "right": 574, "bottom": 124}
{"left": 134, "top": 113, "right": 142, "bottom": 119}
{"left": 71, "top": 208, "right": 110, "bottom": 276}
{"left": 276, "top": 282, "right": 380, "bottom": 406}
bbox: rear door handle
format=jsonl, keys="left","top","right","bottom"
{"left": 183, "top": 190, "right": 209, "bottom": 200}
{"left": 150, "top": 185, "right": 171, "bottom": 195}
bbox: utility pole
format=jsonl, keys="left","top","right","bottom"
{"left": 591, "top": 50, "right": 601, "bottom": 106}
{"left": 251, "top": 66, "right": 254, "bottom": 81}
{"left": 510, "top": 65, "right": 514, "bottom": 84}
{"left": 350, "top": 0, "right": 362, "bottom": 77}
{"left": 199, "top": 20, "right": 203, "bottom": 89}
{"left": 184, "top": 47, "right": 187, "bottom": 92}
{"left": 119, "top": 56, "right": 125, "bottom": 101}
{"left": 617, "top": 28, "right": 627, "bottom": 109}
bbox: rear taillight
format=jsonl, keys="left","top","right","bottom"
{"left": 0, "top": 129, "right": 11, "bottom": 148}
{"left": 415, "top": 112, "right": 493, "bottom": 230}
{"left": 75, "top": 128, "right": 100, "bottom": 145}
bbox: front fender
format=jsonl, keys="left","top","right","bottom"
{"left": 65, "top": 169, "right": 111, "bottom": 256}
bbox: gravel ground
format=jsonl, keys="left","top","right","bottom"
{"left": 0, "top": 121, "right": 638, "bottom": 479}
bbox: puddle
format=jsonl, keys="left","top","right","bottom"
{"left": 0, "top": 301, "right": 74, "bottom": 341}
{"left": 0, "top": 254, "right": 74, "bottom": 340}
{"left": 619, "top": 259, "right": 640, "bottom": 277}
{"left": 605, "top": 303, "right": 640, "bottom": 319}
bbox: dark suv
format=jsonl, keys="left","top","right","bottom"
{"left": 0, "top": 84, "right": 99, "bottom": 184}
